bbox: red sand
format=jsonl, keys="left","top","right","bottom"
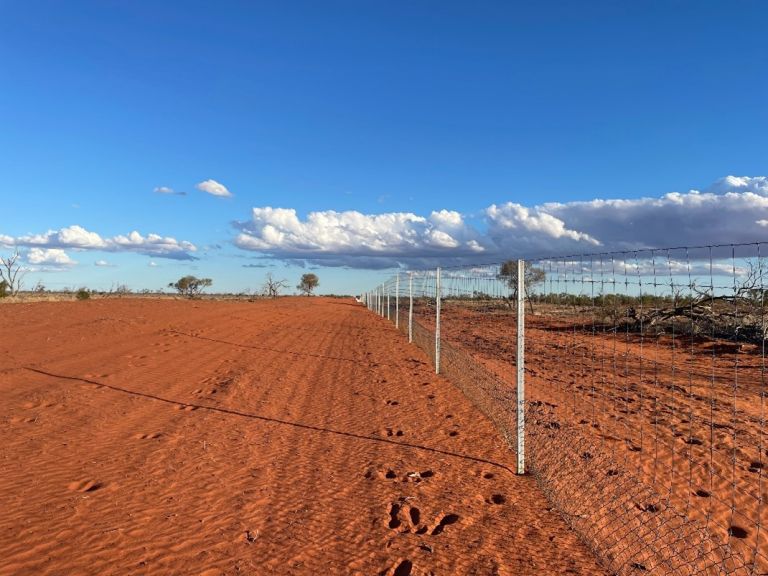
{"left": 430, "top": 302, "right": 768, "bottom": 573}
{"left": 0, "top": 298, "right": 605, "bottom": 575}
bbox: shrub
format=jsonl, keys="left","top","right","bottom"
{"left": 76, "top": 288, "right": 91, "bottom": 300}
{"left": 168, "top": 275, "right": 212, "bottom": 298}
{"left": 297, "top": 273, "right": 319, "bottom": 295}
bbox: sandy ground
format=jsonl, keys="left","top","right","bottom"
{"left": 426, "top": 302, "right": 768, "bottom": 574}
{"left": 0, "top": 298, "right": 606, "bottom": 576}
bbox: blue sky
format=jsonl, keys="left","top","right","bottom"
{"left": 1, "top": 1, "right": 767, "bottom": 294}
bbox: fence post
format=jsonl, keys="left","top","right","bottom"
{"left": 395, "top": 274, "right": 400, "bottom": 329}
{"left": 408, "top": 272, "right": 413, "bottom": 343}
{"left": 435, "top": 267, "right": 441, "bottom": 374}
{"left": 380, "top": 285, "right": 384, "bottom": 317}
{"left": 516, "top": 259, "right": 526, "bottom": 475}
{"left": 387, "top": 283, "right": 391, "bottom": 321}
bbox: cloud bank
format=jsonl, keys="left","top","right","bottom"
{"left": 0, "top": 225, "right": 197, "bottom": 261}
{"left": 234, "top": 176, "right": 768, "bottom": 268}
{"left": 234, "top": 208, "right": 491, "bottom": 269}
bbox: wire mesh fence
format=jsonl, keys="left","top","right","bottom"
{"left": 363, "top": 242, "right": 768, "bottom": 575}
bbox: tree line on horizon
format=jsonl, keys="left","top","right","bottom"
{"left": 0, "top": 247, "right": 322, "bottom": 300}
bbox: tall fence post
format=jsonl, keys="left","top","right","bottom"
{"left": 408, "top": 272, "right": 413, "bottom": 343}
{"left": 387, "top": 283, "right": 391, "bottom": 321}
{"left": 516, "top": 259, "right": 526, "bottom": 475}
{"left": 395, "top": 274, "right": 400, "bottom": 329}
{"left": 435, "top": 267, "right": 441, "bottom": 374}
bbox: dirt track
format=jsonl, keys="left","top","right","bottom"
{"left": 0, "top": 298, "right": 605, "bottom": 575}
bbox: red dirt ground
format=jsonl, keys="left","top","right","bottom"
{"left": 428, "top": 302, "right": 768, "bottom": 573}
{"left": 0, "top": 298, "right": 606, "bottom": 575}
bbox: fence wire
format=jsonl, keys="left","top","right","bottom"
{"left": 364, "top": 243, "right": 768, "bottom": 575}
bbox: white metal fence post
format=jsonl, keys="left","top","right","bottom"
{"left": 387, "top": 283, "right": 390, "bottom": 321}
{"left": 408, "top": 272, "right": 413, "bottom": 343}
{"left": 435, "top": 267, "right": 441, "bottom": 374}
{"left": 516, "top": 259, "right": 526, "bottom": 475}
{"left": 395, "top": 274, "right": 400, "bottom": 329}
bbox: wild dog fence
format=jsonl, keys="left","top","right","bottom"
{"left": 362, "top": 243, "right": 768, "bottom": 576}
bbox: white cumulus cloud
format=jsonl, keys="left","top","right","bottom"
{"left": 232, "top": 176, "right": 768, "bottom": 268}
{"left": 196, "top": 179, "right": 232, "bottom": 197}
{"left": 2, "top": 225, "right": 196, "bottom": 260}
{"left": 26, "top": 248, "right": 76, "bottom": 266}
{"left": 234, "top": 207, "right": 491, "bottom": 268}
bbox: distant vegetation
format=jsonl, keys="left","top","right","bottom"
{"left": 76, "top": 288, "right": 91, "bottom": 300}
{"left": 261, "top": 273, "right": 289, "bottom": 298}
{"left": 297, "top": 273, "right": 319, "bottom": 296}
{"left": 168, "top": 275, "right": 213, "bottom": 298}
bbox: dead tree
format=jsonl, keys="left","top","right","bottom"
{"left": 0, "top": 248, "right": 26, "bottom": 296}
{"left": 262, "top": 273, "right": 289, "bottom": 298}
{"left": 625, "top": 261, "right": 768, "bottom": 343}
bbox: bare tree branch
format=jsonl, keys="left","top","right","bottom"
{"left": 0, "top": 248, "right": 26, "bottom": 296}
{"left": 262, "top": 273, "right": 288, "bottom": 298}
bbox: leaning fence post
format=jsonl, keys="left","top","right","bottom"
{"left": 408, "top": 272, "right": 413, "bottom": 343}
{"left": 435, "top": 267, "right": 441, "bottom": 374}
{"left": 516, "top": 259, "right": 526, "bottom": 475}
{"left": 395, "top": 274, "right": 400, "bottom": 329}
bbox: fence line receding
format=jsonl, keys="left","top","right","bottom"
{"left": 362, "top": 242, "right": 768, "bottom": 576}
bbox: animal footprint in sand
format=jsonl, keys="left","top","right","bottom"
{"left": 390, "top": 559, "right": 413, "bottom": 576}
{"left": 67, "top": 480, "right": 103, "bottom": 493}
{"left": 387, "top": 502, "right": 424, "bottom": 534}
{"left": 386, "top": 502, "right": 458, "bottom": 537}
{"left": 173, "top": 404, "right": 198, "bottom": 412}
{"left": 10, "top": 416, "right": 36, "bottom": 424}
{"left": 429, "top": 513, "right": 460, "bottom": 536}
{"left": 383, "top": 428, "right": 404, "bottom": 437}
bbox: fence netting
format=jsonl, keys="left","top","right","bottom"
{"left": 364, "top": 242, "right": 767, "bottom": 575}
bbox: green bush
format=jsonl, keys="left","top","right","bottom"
{"left": 0, "top": 280, "right": 8, "bottom": 298}
{"left": 76, "top": 288, "right": 91, "bottom": 300}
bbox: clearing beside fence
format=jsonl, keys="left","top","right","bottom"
{"left": 0, "top": 298, "right": 605, "bottom": 575}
